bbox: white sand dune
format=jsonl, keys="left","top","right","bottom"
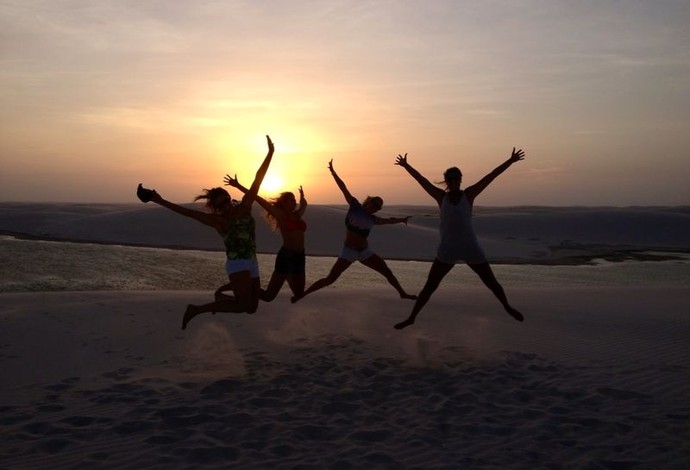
{"left": 1, "top": 203, "right": 688, "bottom": 263}
{"left": 1, "top": 202, "right": 689, "bottom": 467}
{"left": 2, "top": 287, "right": 689, "bottom": 468}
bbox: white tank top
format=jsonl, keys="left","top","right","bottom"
{"left": 437, "top": 191, "right": 486, "bottom": 263}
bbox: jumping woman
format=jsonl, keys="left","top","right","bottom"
{"left": 224, "top": 175, "right": 308, "bottom": 301}
{"left": 137, "top": 135, "right": 275, "bottom": 329}
{"left": 293, "top": 159, "right": 416, "bottom": 303}
{"left": 393, "top": 148, "right": 526, "bottom": 329}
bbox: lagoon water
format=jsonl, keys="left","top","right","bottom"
{"left": 2, "top": 235, "right": 688, "bottom": 293}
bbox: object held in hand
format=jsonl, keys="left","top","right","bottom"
{"left": 137, "top": 184, "right": 155, "bottom": 203}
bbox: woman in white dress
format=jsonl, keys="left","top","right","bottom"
{"left": 393, "top": 148, "right": 526, "bottom": 329}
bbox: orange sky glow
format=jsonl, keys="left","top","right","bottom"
{"left": 1, "top": 1, "right": 689, "bottom": 206}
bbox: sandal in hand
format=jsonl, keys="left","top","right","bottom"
{"left": 137, "top": 183, "right": 156, "bottom": 203}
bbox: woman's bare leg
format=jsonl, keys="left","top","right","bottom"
{"left": 260, "top": 271, "right": 287, "bottom": 302}
{"left": 468, "top": 262, "right": 524, "bottom": 322}
{"left": 286, "top": 272, "right": 306, "bottom": 300}
{"left": 292, "top": 258, "right": 352, "bottom": 303}
{"left": 211, "top": 282, "right": 235, "bottom": 314}
{"left": 394, "top": 259, "right": 453, "bottom": 329}
{"left": 182, "top": 271, "right": 258, "bottom": 329}
{"left": 360, "top": 254, "right": 416, "bottom": 300}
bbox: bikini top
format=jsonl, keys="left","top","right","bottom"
{"left": 283, "top": 215, "right": 307, "bottom": 232}
{"left": 345, "top": 199, "right": 374, "bottom": 238}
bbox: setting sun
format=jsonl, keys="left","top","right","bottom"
{"left": 260, "top": 173, "right": 284, "bottom": 195}
{"left": 203, "top": 122, "right": 339, "bottom": 201}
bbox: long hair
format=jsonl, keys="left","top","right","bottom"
{"left": 263, "top": 191, "right": 297, "bottom": 231}
{"left": 194, "top": 187, "right": 234, "bottom": 213}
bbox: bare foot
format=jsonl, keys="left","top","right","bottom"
{"left": 182, "top": 305, "right": 200, "bottom": 330}
{"left": 506, "top": 306, "right": 524, "bottom": 322}
{"left": 401, "top": 293, "right": 418, "bottom": 300}
{"left": 291, "top": 294, "right": 303, "bottom": 304}
{"left": 394, "top": 318, "right": 415, "bottom": 330}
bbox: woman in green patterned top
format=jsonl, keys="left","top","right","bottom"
{"left": 136, "top": 135, "right": 274, "bottom": 329}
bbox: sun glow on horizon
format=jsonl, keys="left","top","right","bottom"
{"left": 1, "top": 3, "right": 689, "bottom": 206}
{"left": 259, "top": 173, "right": 285, "bottom": 195}
{"left": 202, "top": 118, "right": 339, "bottom": 199}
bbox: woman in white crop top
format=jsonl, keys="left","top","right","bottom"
{"left": 393, "top": 148, "right": 526, "bottom": 329}
{"left": 292, "top": 159, "right": 417, "bottom": 303}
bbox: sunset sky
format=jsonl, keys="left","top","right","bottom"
{"left": 2, "top": 0, "right": 689, "bottom": 206}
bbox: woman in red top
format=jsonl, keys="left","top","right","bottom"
{"left": 225, "top": 176, "right": 308, "bottom": 301}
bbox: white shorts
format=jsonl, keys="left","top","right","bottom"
{"left": 225, "top": 257, "right": 260, "bottom": 278}
{"left": 340, "top": 245, "right": 375, "bottom": 262}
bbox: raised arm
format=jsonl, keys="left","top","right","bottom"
{"left": 297, "top": 185, "right": 307, "bottom": 217}
{"left": 465, "top": 147, "right": 525, "bottom": 201}
{"left": 239, "top": 135, "right": 275, "bottom": 208}
{"left": 149, "top": 191, "right": 218, "bottom": 228}
{"left": 374, "top": 215, "right": 411, "bottom": 226}
{"left": 224, "top": 173, "right": 282, "bottom": 220}
{"left": 395, "top": 153, "right": 445, "bottom": 205}
{"left": 328, "top": 159, "right": 355, "bottom": 204}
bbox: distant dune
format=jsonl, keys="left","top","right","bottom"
{"left": 2, "top": 203, "right": 690, "bottom": 467}
{"left": 1, "top": 202, "right": 688, "bottom": 263}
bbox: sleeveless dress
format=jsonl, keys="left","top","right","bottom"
{"left": 436, "top": 191, "right": 487, "bottom": 264}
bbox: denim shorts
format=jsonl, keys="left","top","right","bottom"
{"left": 339, "top": 245, "right": 374, "bottom": 262}
{"left": 225, "top": 257, "right": 260, "bottom": 278}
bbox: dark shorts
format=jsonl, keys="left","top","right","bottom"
{"left": 275, "top": 247, "right": 306, "bottom": 275}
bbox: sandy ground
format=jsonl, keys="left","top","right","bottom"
{"left": 2, "top": 287, "right": 689, "bottom": 468}
{"left": 1, "top": 202, "right": 688, "bottom": 467}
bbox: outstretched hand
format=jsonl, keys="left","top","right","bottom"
{"left": 224, "top": 173, "right": 240, "bottom": 188}
{"left": 395, "top": 153, "right": 408, "bottom": 167}
{"left": 327, "top": 159, "right": 335, "bottom": 174}
{"left": 266, "top": 135, "right": 274, "bottom": 153}
{"left": 401, "top": 216, "right": 411, "bottom": 225}
{"left": 298, "top": 185, "right": 305, "bottom": 199}
{"left": 510, "top": 147, "right": 525, "bottom": 163}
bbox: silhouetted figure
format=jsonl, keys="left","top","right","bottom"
{"left": 225, "top": 175, "right": 308, "bottom": 301}
{"left": 393, "top": 149, "right": 526, "bottom": 329}
{"left": 293, "top": 159, "right": 416, "bottom": 303}
{"left": 137, "top": 135, "right": 275, "bottom": 329}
